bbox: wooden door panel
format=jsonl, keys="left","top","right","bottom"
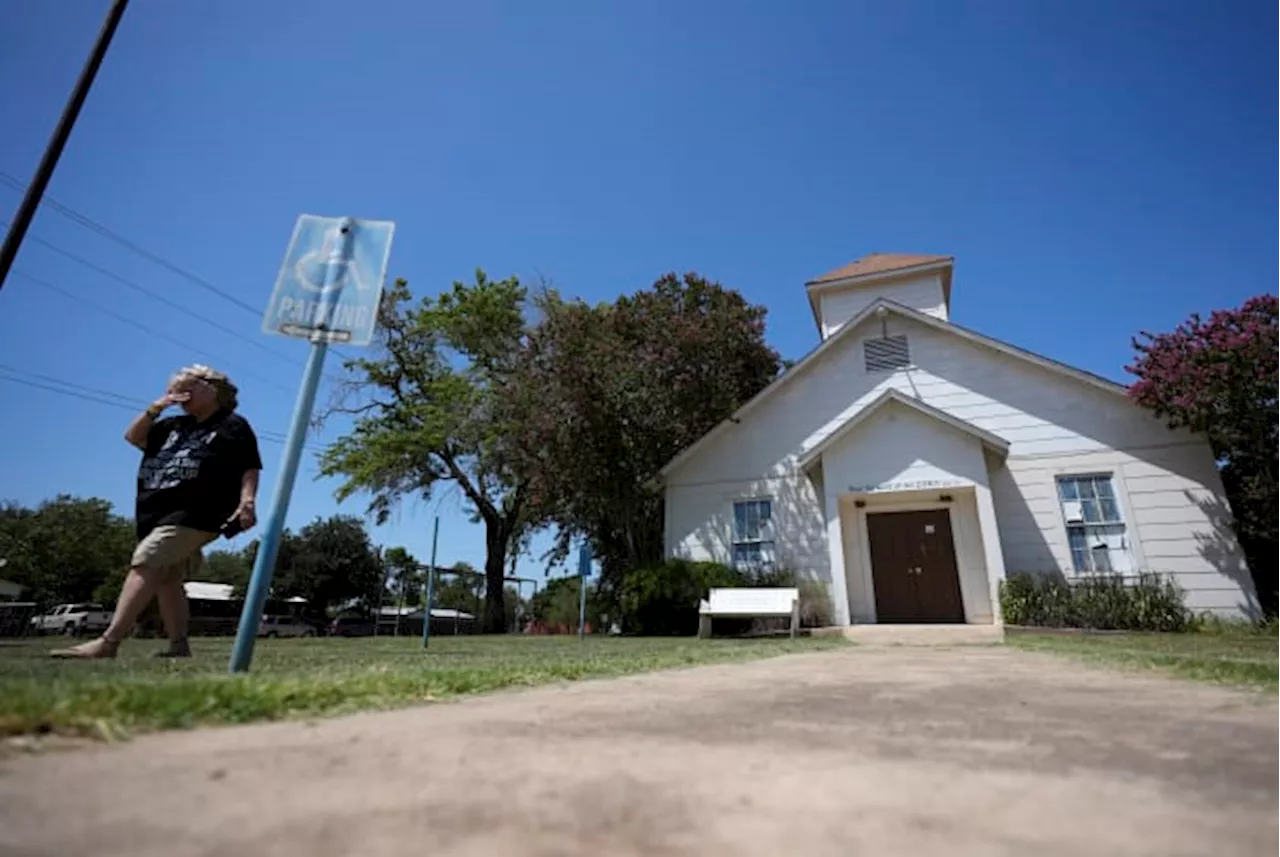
{"left": 867, "top": 513, "right": 916, "bottom": 622}
{"left": 867, "top": 509, "right": 966, "bottom": 624}
{"left": 914, "top": 510, "right": 966, "bottom": 623}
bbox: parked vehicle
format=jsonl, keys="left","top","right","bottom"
{"left": 30, "top": 603, "right": 112, "bottom": 636}
{"left": 328, "top": 616, "right": 376, "bottom": 637}
{"left": 257, "top": 615, "right": 316, "bottom": 638}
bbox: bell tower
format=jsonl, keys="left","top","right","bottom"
{"left": 806, "top": 253, "right": 954, "bottom": 339}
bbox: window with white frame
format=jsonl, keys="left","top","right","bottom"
{"left": 732, "top": 498, "right": 776, "bottom": 568}
{"left": 1056, "top": 474, "right": 1131, "bottom": 573}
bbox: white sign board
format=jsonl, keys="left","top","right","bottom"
{"left": 846, "top": 477, "right": 967, "bottom": 494}
{"left": 261, "top": 214, "right": 395, "bottom": 346}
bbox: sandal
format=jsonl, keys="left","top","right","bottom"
{"left": 154, "top": 638, "right": 192, "bottom": 658}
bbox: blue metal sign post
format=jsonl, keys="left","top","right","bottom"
{"left": 577, "top": 543, "right": 592, "bottom": 641}
{"left": 229, "top": 215, "right": 395, "bottom": 674}
{"left": 421, "top": 516, "right": 439, "bottom": 649}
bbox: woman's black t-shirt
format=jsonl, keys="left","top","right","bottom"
{"left": 135, "top": 409, "right": 263, "bottom": 539}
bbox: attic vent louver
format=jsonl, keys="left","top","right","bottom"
{"left": 864, "top": 335, "right": 910, "bottom": 373}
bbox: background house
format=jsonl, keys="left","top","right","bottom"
{"left": 0, "top": 578, "right": 24, "bottom": 602}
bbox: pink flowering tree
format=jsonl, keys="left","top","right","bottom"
{"left": 1126, "top": 294, "right": 1278, "bottom": 614}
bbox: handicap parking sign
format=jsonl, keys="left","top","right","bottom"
{"left": 262, "top": 214, "right": 395, "bottom": 346}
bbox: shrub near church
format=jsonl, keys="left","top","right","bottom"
{"left": 999, "top": 572, "right": 1192, "bottom": 632}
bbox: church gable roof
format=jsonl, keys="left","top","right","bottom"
{"left": 796, "top": 388, "right": 1009, "bottom": 473}
{"left": 656, "top": 297, "right": 1126, "bottom": 481}
{"left": 806, "top": 253, "right": 953, "bottom": 286}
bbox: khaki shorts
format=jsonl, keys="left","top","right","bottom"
{"left": 131, "top": 525, "right": 218, "bottom": 583}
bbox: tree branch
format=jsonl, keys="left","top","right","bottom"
{"left": 327, "top": 398, "right": 394, "bottom": 417}
{"left": 440, "top": 445, "right": 498, "bottom": 522}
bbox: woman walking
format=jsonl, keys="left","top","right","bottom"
{"left": 54, "top": 365, "right": 262, "bottom": 659}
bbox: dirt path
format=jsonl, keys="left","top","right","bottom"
{"left": 1, "top": 646, "right": 1275, "bottom": 857}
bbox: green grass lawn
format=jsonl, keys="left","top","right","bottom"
{"left": 1006, "top": 629, "right": 1278, "bottom": 692}
{"left": 0, "top": 634, "right": 843, "bottom": 740}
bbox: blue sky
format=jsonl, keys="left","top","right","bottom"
{"left": 1, "top": 0, "right": 1274, "bottom": 582}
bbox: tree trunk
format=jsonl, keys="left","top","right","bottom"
{"left": 482, "top": 523, "right": 509, "bottom": 633}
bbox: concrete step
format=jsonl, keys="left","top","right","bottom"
{"left": 813, "top": 624, "right": 1005, "bottom": 646}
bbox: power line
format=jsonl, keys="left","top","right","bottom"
{"left": 0, "top": 372, "right": 138, "bottom": 413}
{"left": 0, "top": 361, "right": 137, "bottom": 405}
{"left": 0, "top": 170, "right": 261, "bottom": 316}
{"left": 0, "top": 367, "right": 329, "bottom": 453}
{"left": 0, "top": 171, "right": 359, "bottom": 363}
{"left": 7, "top": 255, "right": 350, "bottom": 390}
{"left": 11, "top": 270, "right": 295, "bottom": 395}
{"left": 16, "top": 229, "right": 303, "bottom": 367}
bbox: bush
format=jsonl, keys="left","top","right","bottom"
{"left": 528, "top": 575, "right": 604, "bottom": 632}
{"left": 735, "top": 567, "right": 834, "bottom": 628}
{"left": 999, "top": 572, "right": 1191, "bottom": 631}
{"left": 796, "top": 578, "right": 834, "bottom": 628}
{"left": 618, "top": 561, "right": 836, "bottom": 635}
{"left": 619, "top": 560, "right": 744, "bottom": 635}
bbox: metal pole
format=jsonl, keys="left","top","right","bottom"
{"left": 577, "top": 543, "right": 591, "bottom": 641}
{"left": 230, "top": 342, "right": 330, "bottom": 670}
{"left": 228, "top": 342, "right": 327, "bottom": 672}
{"left": 373, "top": 553, "right": 389, "bottom": 637}
{"left": 0, "top": 0, "right": 129, "bottom": 293}
{"left": 515, "top": 579, "right": 525, "bottom": 634}
{"left": 508, "top": 548, "right": 518, "bottom": 634}
{"left": 228, "top": 218, "right": 353, "bottom": 674}
{"left": 421, "top": 516, "right": 439, "bottom": 648}
{"left": 394, "top": 569, "right": 407, "bottom": 637}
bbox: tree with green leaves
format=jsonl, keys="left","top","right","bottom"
{"left": 0, "top": 496, "right": 134, "bottom": 607}
{"left": 504, "top": 272, "right": 782, "bottom": 600}
{"left": 380, "top": 545, "right": 421, "bottom": 618}
{"left": 529, "top": 574, "right": 602, "bottom": 632}
{"left": 203, "top": 548, "right": 252, "bottom": 592}
{"left": 320, "top": 272, "right": 533, "bottom": 632}
{"left": 433, "top": 561, "right": 484, "bottom": 613}
{"left": 246, "top": 515, "right": 383, "bottom": 620}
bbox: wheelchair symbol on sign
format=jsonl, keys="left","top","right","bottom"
{"left": 293, "top": 225, "right": 369, "bottom": 296}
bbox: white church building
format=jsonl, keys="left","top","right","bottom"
{"left": 657, "top": 254, "right": 1259, "bottom": 624}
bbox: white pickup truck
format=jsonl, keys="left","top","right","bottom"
{"left": 30, "top": 603, "right": 112, "bottom": 636}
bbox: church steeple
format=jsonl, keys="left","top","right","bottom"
{"left": 805, "top": 253, "right": 954, "bottom": 338}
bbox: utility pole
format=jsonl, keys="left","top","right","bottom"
{"left": 0, "top": 0, "right": 129, "bottom": 293}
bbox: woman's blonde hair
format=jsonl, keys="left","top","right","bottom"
{"left": 171, "top": 364, "right": 238, "bottom": 410}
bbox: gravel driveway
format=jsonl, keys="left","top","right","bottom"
{"left": 1, "top": 646, "right": 1275, "bottom": 856}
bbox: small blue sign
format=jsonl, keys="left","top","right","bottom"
{"left": 261, "top": 214, "right": 395, "bottom": 346}
{"left": 578, "top": 543, "right": 592, "bottom": 578}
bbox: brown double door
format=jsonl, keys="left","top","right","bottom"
{"left": 866, "top": 509, "right": 966, "bottom": 623}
